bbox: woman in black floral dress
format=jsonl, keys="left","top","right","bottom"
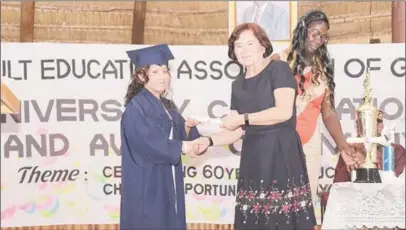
{"left": 199, "top": 23, "right": 316, "bottom": 229}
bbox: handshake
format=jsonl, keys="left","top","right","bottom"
{"left": 182, "top": 137, "right": 211, "bottom": 158}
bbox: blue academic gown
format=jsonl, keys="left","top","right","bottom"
{"left": 119, "top": 88, "right": 200, "bottom": 230}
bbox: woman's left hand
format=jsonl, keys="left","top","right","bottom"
{"left": 185, "top": 117, "right": 201, "bottom": 128}
{"left": 221, "top": 112, "right": 244, "bottom": 131}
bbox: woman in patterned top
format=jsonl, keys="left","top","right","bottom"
{"left": 272, "top": 10, "right": 357, "bottom": 225}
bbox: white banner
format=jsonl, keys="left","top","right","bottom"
{"left": 1, "top": 42, "right": 404, "bottom": 227}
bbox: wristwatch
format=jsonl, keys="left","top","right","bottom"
{"left": 244, "top": 113, "right": 249, "bottom": 126}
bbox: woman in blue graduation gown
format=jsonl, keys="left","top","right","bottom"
{"left": 120, "top": 44, "right": 202, "bottom": 230}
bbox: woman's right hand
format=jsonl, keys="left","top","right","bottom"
{"left": 185, "top": 117, "right": 201, "bottom": 128}
{"left": 341, "top": 143, "right": 363, "bottom": 171}
{"left": 193, "top": 137, "right": 210, "bottom": 155}
{"left": 337, "top": 142, "right": 355, "bottom": 168}
{"left": 182, "top": 138, "right": 210, "bottom": 157}
{"left": 182, "top": 141, "right": 200, "bottom": 158}
{"left": 220, "top": 111, "right": 244, "bottom": 131}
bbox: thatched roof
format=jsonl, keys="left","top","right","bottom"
{"left": 1, "top": 1, "right": 392, "bottom": 44}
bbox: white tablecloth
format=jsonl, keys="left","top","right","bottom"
{"left": 322, "top": 182, "right": 405, "bottom": 230}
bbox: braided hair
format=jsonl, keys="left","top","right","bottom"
{"left": 124, "top": 65, "right": 176, "bottom": 109}
{"left": 287, "top": 10, "right": 336, "bottom": 108}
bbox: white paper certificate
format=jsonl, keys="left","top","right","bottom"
{"left": 191, "top": 116, "right": 222, "bottom": 125}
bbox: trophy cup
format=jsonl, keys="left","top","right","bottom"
{"left": 346, "top": 67, "right": 386, "bottom": 183}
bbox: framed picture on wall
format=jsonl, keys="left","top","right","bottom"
{"left": 229, "top": 1, "right": 298, "bottom": 42}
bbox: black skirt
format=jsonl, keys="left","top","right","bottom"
{"left": 234, "top": 127, "right": 316, "bottom": 230}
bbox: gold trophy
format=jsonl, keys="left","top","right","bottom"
{"left": 346, "top": 67, "right": 382, "bottom": 183}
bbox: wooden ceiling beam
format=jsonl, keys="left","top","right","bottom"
{"left": 131, "top": 1, "right": 147, "bottom": 44}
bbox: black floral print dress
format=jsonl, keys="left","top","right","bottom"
{"left": 230, "top": 61, "right": 316, "bottom": 230}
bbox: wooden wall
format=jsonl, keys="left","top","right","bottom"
{"left": 299, "top": 1, "right": 392, "bottom": 44}
{"left": 1, "top": 1, "right": 392, "bottom": 45}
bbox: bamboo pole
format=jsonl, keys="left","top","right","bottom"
{"left": 392, "top": 1, "right": 405, "bottom": 43}
{"left": 19, "top": 1, "right": 35, "bottom": 42}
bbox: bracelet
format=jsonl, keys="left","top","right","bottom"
{"left": 206, "top": 136, "right": 214, "bottom": 147}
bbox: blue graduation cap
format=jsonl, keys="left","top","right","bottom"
{"left": 126, "top": 44, "right": 175, "bottom": 69}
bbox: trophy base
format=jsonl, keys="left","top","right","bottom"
{"left": 353, "top": 168, "right": 382, "bottom": 183}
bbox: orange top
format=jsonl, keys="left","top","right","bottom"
{"left": 295, "top": 72, "right": 327, "bottom": 145}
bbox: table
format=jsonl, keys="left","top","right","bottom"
{"left": 322, "top": 182, "right": 405, "bottom": 230}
